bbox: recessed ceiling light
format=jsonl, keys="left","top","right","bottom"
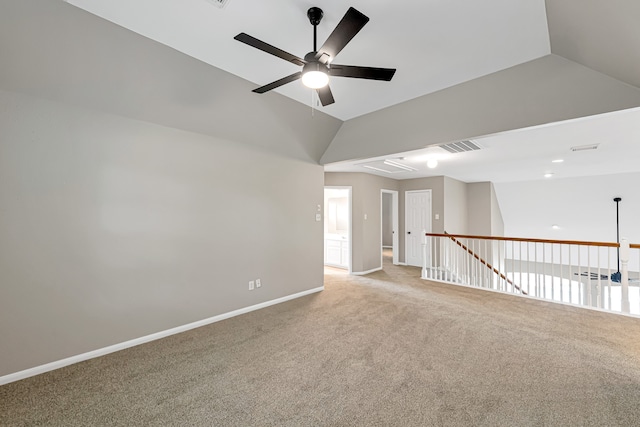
{"left": 544, "top": 172, "right": 554, "bottom": 178}
{"left": 426, "top": 159, "right": 438, "bottom": 169}
{"left": 552, "top": 159, "right": 564, "bottom": 163}
{"left": 552, "top": 225, "right": 560, "bottom": 230}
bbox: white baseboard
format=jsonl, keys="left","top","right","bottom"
{"left": 397, "top": 262, "right": 407, "bottom": 266}
{"left": 422, "top": 277, "right": 640, "bottom": 319}
{"left": 0, "top": 286, "right": 324, "bottom": 386}
{"left": 351, "top": 266, "right": 383, "bottom": 276}
{"left": 382, "top": 246, "right": 392, "bottom": 249}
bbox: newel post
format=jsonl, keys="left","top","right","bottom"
{"left": 422, "top": 229, "right": 427, "bottom": 279}
{"left": 620, "top": 238, "right": 630, "bottom": 314}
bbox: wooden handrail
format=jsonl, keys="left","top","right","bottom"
{"left": 445, "top": 234, "right": 527, "bottom": 295}
{"left": 426, "top": 233, "right": 635, "bottom": 248}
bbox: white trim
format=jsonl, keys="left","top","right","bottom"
{"left": 324, "top": 186, "right": 352, "bottom": 273}
{"left": 404, "top": 189, "right": 432, "bottom": 267}
{"left": 424, "top": 277, "right": 640, "bottom": 319}
{"left": 351, "top": 267, "right": 383, "bottom": 276}
{"left": 382, "top": 245, "right": 393, "bottom": 249}
{"left": 381, "top": 189, "right": 399, "bottom": 266}
{"left": 397, "top": 262, "right": 408, "bottom": 266}
{"left": 0, "top": 286, "right": 324, "bottom": 386}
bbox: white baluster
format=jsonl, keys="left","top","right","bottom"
{"left": 621, "top": 238, "right": 630, "bottom": 314}
{"left": 421, "top": 230, "right": 427, "bottom": 279}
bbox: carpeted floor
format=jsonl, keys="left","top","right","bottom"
{"left": 2, "top": 250, "right": 640, "bottom": 426}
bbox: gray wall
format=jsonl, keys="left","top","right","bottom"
{"left": 0, "top": 1, "right": 342, "bottom": 166}
{"left": 0, "top": 1, "right": 344, "bottom": 378}
{"left": 0, "top": 89, "right": 325, "bottom": 377}
{"left": 382, "top": 193, "right": 393, "bottom": 247}
{"left": 324, "top": 173, "right": 399, "bottom": 272}
{"left": 467, "top": 182, "right": 504, "bottom": 237}
{"left": 467, "top": 182, "right": 493, "bottom": 236}
{"left": 490, "top": 183, "right": 505, "bottom": 237}
{"left": 326, "top": 174, "right": 445, "bottom": 266}
{"left": 325, "top": 173, "right": 507, "bottom": 269}
{"left": 444, "top": 177, "right": 468, "bottom": 234}
{"left": 321, "top": 54, "right": 640, "bottom": 164}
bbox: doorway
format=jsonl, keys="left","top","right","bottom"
{"left": 405, "top": 190, "right": 432, "bottom": 267}
{"left": 324, "top": 187, "right": 351, "bottom": 272}
{"left": 381, "top": 190, "right": 399, "bottom": 266}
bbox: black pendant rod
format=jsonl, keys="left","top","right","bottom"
{"left": 314, "top": 23, "right": 317, "bottom": 52}
{"left": 614, "top": 197, "right": 622, "bottom": 274}
{"left": 307, "top": 7, "right": 323, "bottom": 53}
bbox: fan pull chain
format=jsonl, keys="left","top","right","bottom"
{"left": 311, "top": 90, "right": 321, "bottom": 117}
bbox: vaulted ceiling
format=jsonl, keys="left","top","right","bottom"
{"left": 2, "top": 1, "right": 639, "bottom": 183}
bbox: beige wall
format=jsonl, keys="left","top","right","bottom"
{"left": 325, "top": 173, "right": 506, "bottom": 268}
{"left": 324, "top": 173, "right": 399, "bottom": 272}
{"left": 326, "top": 174, "right": 445, "bottom": 266}
{"left": 467, "top": 182, "right": 493, "bottom": 236}
{"left": 321, "top": 55, "right": 640, "bottom": 164}
{"left": 490, "top": 183, "right": 505, "bottom": 236}
{"left": 444, "top": 177, "right": 468, "bottom": 234}
{"left": 0, "top": 90, "right": 325, "bottom": 377}
{"left": 382, "top": 193, "right": 393, "bottom": 247}
{"left": 0, "top": 2, "right": 345, "bottom": 379}
{"left": 467, "top": 182, "right": 504, "bottom": 237}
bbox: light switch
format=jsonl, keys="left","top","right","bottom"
{"left": 435, "top": 214, "right": 440, "bottom": 220}
{"left": 316, "top": 213, "right": 321, "bottom": 221}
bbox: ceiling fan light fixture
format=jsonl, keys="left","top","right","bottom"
{"left": 301, "top": 62, "right": 329, "bottom": 89}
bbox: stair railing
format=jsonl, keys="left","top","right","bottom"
{"left": 422, "top": 232, "right": 640, "bottom": 316}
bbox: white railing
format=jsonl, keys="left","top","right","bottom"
{"left": 422, "top": 233, "right": 640, "bottom": 316}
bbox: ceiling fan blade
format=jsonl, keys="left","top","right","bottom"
{"left": 316, "top": 85, "right": 335, "bottom": 106}
{"left": 330, "top": 64, "right": 396, "bottom": 81}
{"left": 252, "top": 72, "right": 302, "bottom": 94}
{"left": 234, "top": 33, "right": 305, "bottom": 66}
{"left": 317, "top": 7, "right": 369, "bottom": 61}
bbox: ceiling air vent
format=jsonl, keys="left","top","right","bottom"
{"left": 570, "top": 144, "right": 599, "bottom": 152}
{"left": 206, "top": 0, "right": 230, "bottom": 9}
{"left": 438, "top": 140, "right": 482, "bottom": 154}
{"left": 358, "top": 159, "right": 416, "bottom": 174}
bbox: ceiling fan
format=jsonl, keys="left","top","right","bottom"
{"left": 234, "top": 6, "right": 396, "bottom": 106}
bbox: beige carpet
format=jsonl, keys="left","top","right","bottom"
{"left": 2, "top": 251, "right": 640, "bottom": 426}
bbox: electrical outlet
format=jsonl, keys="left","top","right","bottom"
{"left": 256, "top": 279, "right": 261, "bottom": 288}
{"left": 249, "top": 280, "right": 255, "bottom": 290}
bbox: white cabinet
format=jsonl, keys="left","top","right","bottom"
{"left": 324, "top": 237, "right": 349, "bottom": 269}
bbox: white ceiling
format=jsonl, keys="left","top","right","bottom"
{"left": 65, "top": 0, "right": 550, "bottom": 121}
{"left": 62, "top": 0, "right": 640, "bottom": 185}
{"left": 325, "top": 106, "right": 640, "bottom": 183}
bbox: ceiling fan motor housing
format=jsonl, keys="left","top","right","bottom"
{"left": 307, "top": 7, "right": 323, "bottom": 25}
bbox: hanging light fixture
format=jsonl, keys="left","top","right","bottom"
{"left": 301, "top": 61, "right": 329, "bottom": 89}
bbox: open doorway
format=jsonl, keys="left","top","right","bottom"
{"left": 324, "top": 187, "right": 351, "bottom": 272}
{"left": 381, "top": 189, "right": 399, "bottom": 267}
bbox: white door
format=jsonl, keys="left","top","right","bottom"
{"left": 405, "top": 190, "right": 432, "bottom": 267}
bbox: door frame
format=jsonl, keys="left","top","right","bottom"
{"left": 381, "top": 189, "right": 399, "bottom": 266}
{"left": 404, "top": 189, "right": 432, "bottom": 267}
{"left": 324, "top": 186, "right": 352, "bottom": 273}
